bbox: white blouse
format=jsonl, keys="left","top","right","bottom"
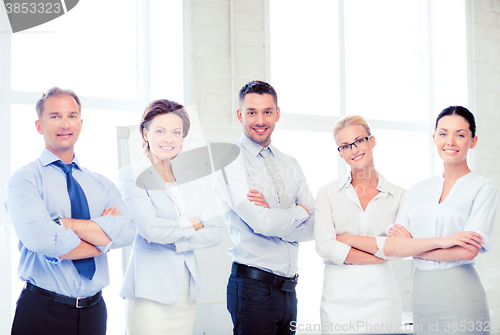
{"left": 167, "top": 181, "right": 191, "bottom": 231}
{"left": 315, "top": 172, "right": 406, "bottom": 265}
{"left": 167, "top": 182, "right": 186, "bottom": 216}
{"left": 395, "top": 172, "right": 498, "bottom": 271}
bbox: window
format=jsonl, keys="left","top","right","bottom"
{"left": 3, "top": 1, "right": 184, "bottom": 334}
{"left": 270, "top": 0, "right": 468, "bottom": 326}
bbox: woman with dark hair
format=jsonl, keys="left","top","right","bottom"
{"left": 118, "top": 99, "right": 221, "bottom": 335}
{"left": 383, "top": 106, "right": 498, "bottom": 334}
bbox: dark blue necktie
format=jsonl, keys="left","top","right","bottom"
{"left": 52, "top": 160, "right": 96, "bottom": 280}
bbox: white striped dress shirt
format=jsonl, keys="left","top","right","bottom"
{"left": 315, "top": 172, "right": 406, "bottom": 265}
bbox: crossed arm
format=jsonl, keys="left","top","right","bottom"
{"left": 338, "top": 224, "right": 483, "bottom": 263}
{"left": 383, "top": 224, "right": 483, "bottom": 261}
{"left": 59, "top": 206, "right": 118, "bottom": 260}
{"left": 316, "top": 228, "right": 482, "bottom": 264}
{"left": 246, "top": 189, "right": 313, "bottom": 243}
{"left": 247, "top": 189, "right": 310, "bottom": 215}
{"left": 215, "top": 159, "right": 312, "bottom": 238}
{"left": 334, "top": 234, "right": 387, "bottom": 264}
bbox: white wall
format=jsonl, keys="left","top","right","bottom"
{"left": 188, "top": 0, "right": 500, "bottom": 332}
{"left": 470, "top": 0, "right": 500, "bottom": 331}
{"left": 0, "top": 5, "right": 12, "bottom": 332}
{"left": 190, "top": 0, "right": 267, "bottom": 128}
{"left": 188, "top": 2, "right": 269, "bottom": 333}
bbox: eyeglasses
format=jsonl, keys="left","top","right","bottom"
{"left": 337, "top": 135, "right": 373, "bottom": 152}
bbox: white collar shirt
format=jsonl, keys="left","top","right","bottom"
{"left": 315, "top": 171, "right": 406, "bottom": 265}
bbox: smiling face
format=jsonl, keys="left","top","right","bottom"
{"left": 143, "top": 113, "right": 184, "bottom": 163}
{"left": 237, "top": 93, "right": 280, "bottom": 147}
{"left": 335, "top": 124, "right": 376, "bottom": 169}
{"left": 433, "top": 114, "right": 477, "bottom": 166}
{"left": 35, "top": 94, "right": 82, "bottom": 163}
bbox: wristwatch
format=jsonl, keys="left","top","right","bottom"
{"left": 53, "top": 218, "right": 63, "bottom": 226}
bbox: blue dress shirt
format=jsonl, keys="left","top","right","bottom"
{"left": 213, "top": 134, "right": 315, "bottom": 278}
{"left": 5, "top": 149, "right": 135, "bottom": 298}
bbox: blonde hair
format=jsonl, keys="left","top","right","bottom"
{"left": 333, "top": 115, "right": 371, "bottom": 138}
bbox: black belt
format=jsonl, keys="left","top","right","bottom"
{"left": 25, "top": 283, "right": 102, "bottom": 309}
{"left": 231, "top": 262, "right": 298, "bottom": 292}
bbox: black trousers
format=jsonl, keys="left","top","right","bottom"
{"left": 227, "top": 273, "right": 298, "bottom": 335}
{"left": 11, "top": 286, "right": 107, "bottom": 335}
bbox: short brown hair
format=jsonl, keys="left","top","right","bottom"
{"left": 35, "top": 87, "right": 81, "bottom": 119}
{"left": 238, "top": 80, "right": 278, "bottom": 107}
{"left": 139, "top": 99, "right": 190, "bottom": 152}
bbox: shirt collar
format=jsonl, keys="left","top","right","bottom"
{"left": 338, "top": 172, "right": 353, "bottom": 191}
{"left": 39, "top": 148, "right": 82, "bottom": 171}
{"left": 238, "top": 133, "right": 276, "bottom": 158}
{"left": 337, "top": 170, "right": 397, "bottom": 196}
{"left": 377, "top": 173, "right": 398, "bottom": 196}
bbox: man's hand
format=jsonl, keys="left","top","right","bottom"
{"left": 296, "top": 204, "right": 309, "bottom": 215}
{"left": 247, "top": 189, "right": 270, "bottom": 208}
{"left": 189, "top": 218, "right": 204, "bottom": 231}
{"left": 60, "top": 207, "right": 120, "bottom": 229}
{"left": 101, "top": 206, "right": 120, "bottom": 217}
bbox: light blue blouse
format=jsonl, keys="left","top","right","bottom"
{"left": 118, "top": 157, "right": 221, "bottom": 304}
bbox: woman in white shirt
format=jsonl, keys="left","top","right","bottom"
{"left": 383, "top": 106, "right": 498, "bottom": 334}
{"left": 118, "top": 99, "right": 221, "bottom": 335}
{"left": 314, "top": 115, "right": 405, "bottom": 334}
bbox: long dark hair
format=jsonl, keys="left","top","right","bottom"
{"left": 435, "top": 106, "right": 476, "bottom": 137}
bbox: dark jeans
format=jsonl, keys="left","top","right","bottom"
{"left": 11, "top": 286, "right": 107, "bottom": 335}
{"left": 227, "top": 273, "right": 298, "bottom": 335}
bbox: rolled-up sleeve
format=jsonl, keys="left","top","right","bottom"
{"left": 464, "top": 181, "right": 498, "bottom": 253}
{"left": 92, "top": 177, "right": 135, "bottom": 249}
{"left": 6, "top": 168, "right": 82, "bottom": 257}
{"left": 314, "top": 185, "right": 351, "bottom": 265}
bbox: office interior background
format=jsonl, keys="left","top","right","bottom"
{"left": 1, "top": 0, "right": 500, "bottom": 334}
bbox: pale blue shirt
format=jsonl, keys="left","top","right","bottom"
{"left": 213, "top": 134, "right": 314, "bottom": 278}
{"left": 394, "top": 172, "right": 498, "bottom": 270}
{"left": 5, "top": 149, "right": 135, "bottom": 298}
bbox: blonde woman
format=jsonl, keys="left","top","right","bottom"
{"left": 118, "top": 99, "right": 221, "bottom": 335}
{"left": 315, "top": 115, "right": 404, "bottom": 333}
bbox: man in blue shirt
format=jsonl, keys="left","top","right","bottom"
{"left": 213, "top": 80, "right": 315, "bottom": 334}
{"left": 6, "top": 87, "right": 135, "bottom": 335}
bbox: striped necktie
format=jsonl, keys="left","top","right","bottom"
{"left": 260, "top": 147, "right": 289, "bottom": 209}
